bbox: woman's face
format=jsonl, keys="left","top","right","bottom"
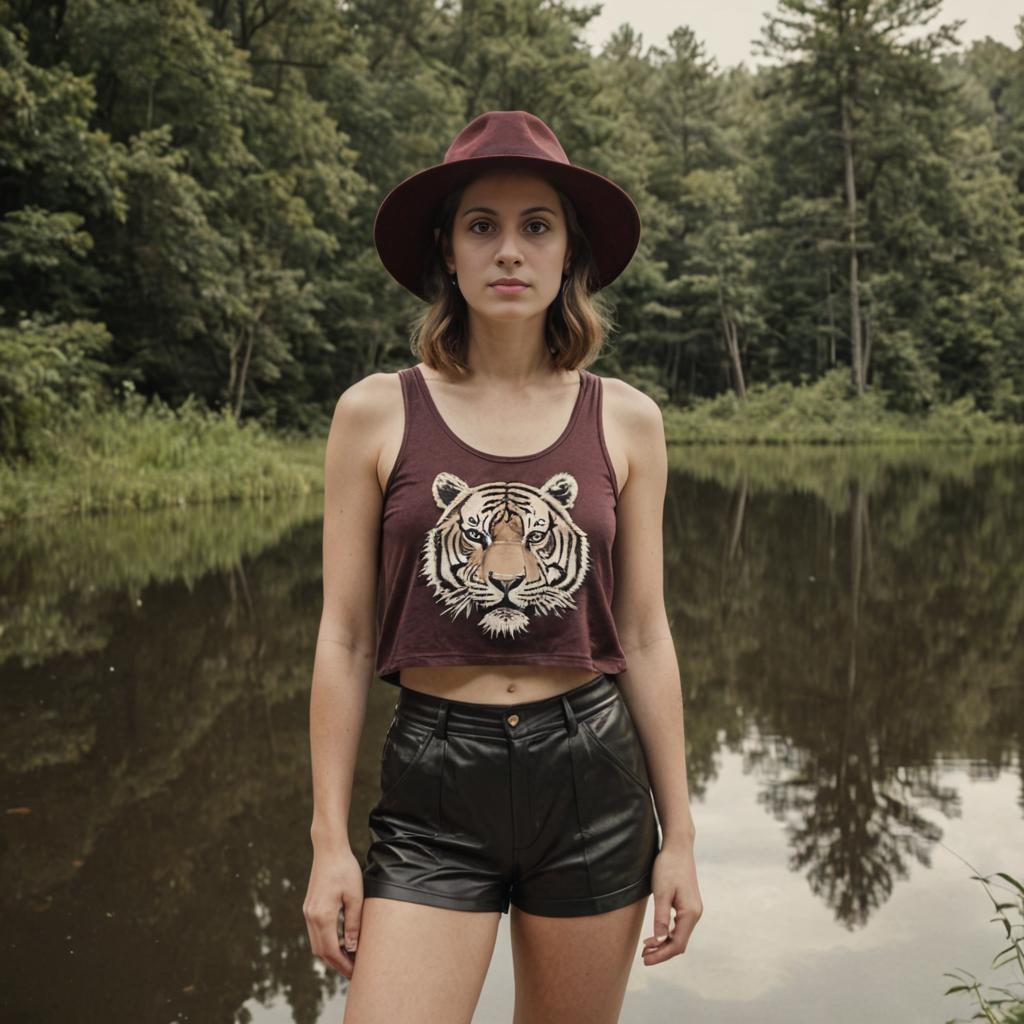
{"left": 445, "top": 170, "right": 570, "bottom": 321}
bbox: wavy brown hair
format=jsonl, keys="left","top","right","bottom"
{"left": 408, "top": 171, "right": 616, "bottom": 376}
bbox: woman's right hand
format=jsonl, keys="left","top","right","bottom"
{"left": 304, "top": 846, "right": 364, "bottom": 979}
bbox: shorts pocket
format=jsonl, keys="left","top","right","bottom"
{"left": 378, "top": 714, "right": 436, "bottom": 805}
{"left": 578, "top": 699, "right": 651, "bottom": 794}
{"left": 569, "top": 698, "right": 659, "bottom": 898}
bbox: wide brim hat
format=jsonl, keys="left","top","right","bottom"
{"left": 373, "top": 110, "right": 641, "bottom": 302}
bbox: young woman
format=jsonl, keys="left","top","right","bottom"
{"left": 305, "top": 110, "right": 702, "bottom": 1024}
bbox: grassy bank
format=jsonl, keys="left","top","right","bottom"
{"left": 3, "top": 372, "right": 1022, "bottom": 523}
{"left": 0, "top": 389, "right": 323, "bottom": 523}
{"left": 663, "top": 370, "right": 1024, "bottom": 444}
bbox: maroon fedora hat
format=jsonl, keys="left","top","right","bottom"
{"left": 373, "top": 110, "right": 641, "bottom": 302}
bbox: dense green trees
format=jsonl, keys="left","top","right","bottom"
{"left": 2, "top": 0, "right": 1023, "bottom": 459}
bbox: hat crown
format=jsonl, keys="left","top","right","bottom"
{"left": 443, "top": 110, "right": 570, "bottom": 167}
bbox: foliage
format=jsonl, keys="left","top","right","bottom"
{"left": 665, "top": 368, "right": 1024, "bottom": 444}
{"left": 0, "top": 380, "right": 321, "bottom": 522}
{"left": 2, "top": 0, "right": 1024, "bottom": 482}
{"left": 0, "top": 315, "right": 112, "bottom": 459}
{"left": 943, "top": 865, "right": 1024, "bottom": 1024}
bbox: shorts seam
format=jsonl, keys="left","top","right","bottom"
{"left": 579, "top": 717, "right": 652, "bottom": 794}
{"left": 511, "top": 873, "right": 652, "bottom": 916}
{"left": 522, "top": 872, "right": 651, "bottom": 906}
{"left": 565, "top": 728, "right": 594, "bottom": 897}
{"left": 363, "top": 876, "right": 505, "bottom": 913}
{"left": 377, "top": 727, "right": 435, "bottom": 806}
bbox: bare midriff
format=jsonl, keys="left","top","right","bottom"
{"left": 397, "top": 664, "right": 602, "bottom": 705}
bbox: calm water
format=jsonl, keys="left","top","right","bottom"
{"left": 2, "top": 444, "right": 1022, "bottom": 1024}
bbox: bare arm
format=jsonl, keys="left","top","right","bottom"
{"left": 305, "top": 374, "right": 388, "bottom": 976}
{"left": 608, "top": 382, "right": 702, "bottom": 964}
{"left": 610, "top": 386, "right": 695, "bottom": 847}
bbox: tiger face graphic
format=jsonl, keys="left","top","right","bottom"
{"left": 420, "top": 471, "right": 591, "bottom": 638}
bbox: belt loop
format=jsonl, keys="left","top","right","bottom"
{"left": 434, "top": 701, "right": 449, "bottom": 740}
{"left": 561, "top": 694, "right": 578, "bottom": 736}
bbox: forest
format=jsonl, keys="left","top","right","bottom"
{"left": 3, "top": 0, "right": 1024, "bottom": 517}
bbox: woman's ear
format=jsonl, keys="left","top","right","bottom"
{"left": 437, "top": 231, "right": 455, "bottom": 274}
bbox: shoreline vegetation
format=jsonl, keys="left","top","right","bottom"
{"left": 0, "top": 386, "right": 323, "bottom": 524}
{"left": 2, "top": 372, "right": 1021, "bottom": 524}
{"left": 660, "top": 368, "right": 1024, "bottom": 445}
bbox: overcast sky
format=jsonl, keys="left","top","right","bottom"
{"left": 576, "top": 0, "right": 1021, "bottom": 69}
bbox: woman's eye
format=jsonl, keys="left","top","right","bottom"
{"left": 468, "top": 220, "right": 549, "bottom": 234}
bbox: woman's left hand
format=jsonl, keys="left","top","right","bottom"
{"left": 641, "top": 838, "right": 702, "bottom": 965}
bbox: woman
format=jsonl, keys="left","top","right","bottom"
{"left": 305, "top": 110, "right": 702, "bottom": 1024}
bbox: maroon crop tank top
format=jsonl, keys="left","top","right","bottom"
{"left": 374, "top": 364, "right": 627, "bottom": 687}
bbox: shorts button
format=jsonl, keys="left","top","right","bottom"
{"left": 507, "top": 713, "right": 520, "bottom": 726}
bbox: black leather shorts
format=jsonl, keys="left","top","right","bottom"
{"left": 362, "top": 672, "right": 661, "bottom": 917}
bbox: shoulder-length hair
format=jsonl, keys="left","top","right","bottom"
{"left": 408, "top": 173, "right": 616, "bottom": 376}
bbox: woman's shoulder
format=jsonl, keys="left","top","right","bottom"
{"left": 336, "top": 367, "right": 415, "bottom": 411}
{"left": 593, "top": 372, "right": 663, "bottom": 430}
{"left": 331, "top": 370, "right": 412, "bottom": 497}
{"left": 587, "top": 373, "right": 664, "bottom": 493}
{"left": 329, "top": 371, "right": 409, "bottom": 453}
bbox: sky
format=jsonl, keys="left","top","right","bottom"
{"left": 575, "top": 0, "right": 1021, "bottom": 69}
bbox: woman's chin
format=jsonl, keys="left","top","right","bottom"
{"left": 470, "top": 299, "right": 545, "bottom": 320}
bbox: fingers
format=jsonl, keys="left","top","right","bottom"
{"left": 641, "top": 922, "right": 673, "bottom": 962}
{"left": 303, "top": 850, "right": 366, "bottom": 979}
{"left": 642, "top": 890, "right": 673, "bottom": 953}
{"left": 341, "top": 892, "right": 363, "bottom": 956}
{"left": 640, "top": 891, "right": 702, "bottom": 964}
{"left": 304, "top": 899, "right": 358, "bottom": 979}
{"left": 320, "top": 925, "right": 356, "bottom": 977}
{"left": 641, "top": 919, "right": 688, "bottom": 964}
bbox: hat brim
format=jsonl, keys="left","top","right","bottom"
{"left": 373, "top": 155, "right": 641, "bottom": 302}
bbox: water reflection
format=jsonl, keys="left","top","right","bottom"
{"left": 2, "top": 445, "right": 1022, "bottom": 1022}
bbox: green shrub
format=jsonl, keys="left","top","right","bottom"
{"left": 663, "top": 371, "right": 1024, "bottom": 444}
{"left": 0, "top": 380, "right": 322, "bottom": 521}
{"left": 0, "top": 315, "right": 112, "bottom": 461}
{"left": 943, "top": 866, "right": 1024, "bottom": 1023}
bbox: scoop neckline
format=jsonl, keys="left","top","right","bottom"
{"left": 410, "top": 364, "right": 589, "bottom": 463}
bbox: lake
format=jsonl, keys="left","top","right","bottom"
{"left": 3, "top": 443, "right": 1022, "bottom": 1023}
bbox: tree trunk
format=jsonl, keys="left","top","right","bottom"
{"left": 233, "top": 325, "right": 254, "bottom": 422}
{"left": 863, "top": 294, "right": 873, "bottom": 384}
{"left": 840, "top": 92, "right": 865, "bottom": 395}
{"left": 226, "top": 333, "right": 239, "bottom": 412}
{"left": 825, "top": 266, "right": 837, "bottom": 368}
{"left": 718, "top": 280, "right": 747, "bottom": 399}
{"left": 725, "top": 316, "right": 746, "bottom": 399}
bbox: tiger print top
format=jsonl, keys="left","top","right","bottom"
{"left": 374, "top": 363, "right": 627, "bottom": 687}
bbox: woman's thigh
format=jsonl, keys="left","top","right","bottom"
{"left": 343, "top": 897, "right": 501, "bottom": 1024}
{"left": 509, "top": 895, "right": 649, "bottom": 1024}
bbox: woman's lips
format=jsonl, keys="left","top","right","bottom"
{"left": 490, "top": 283, "right": 528, "bottom": 294}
